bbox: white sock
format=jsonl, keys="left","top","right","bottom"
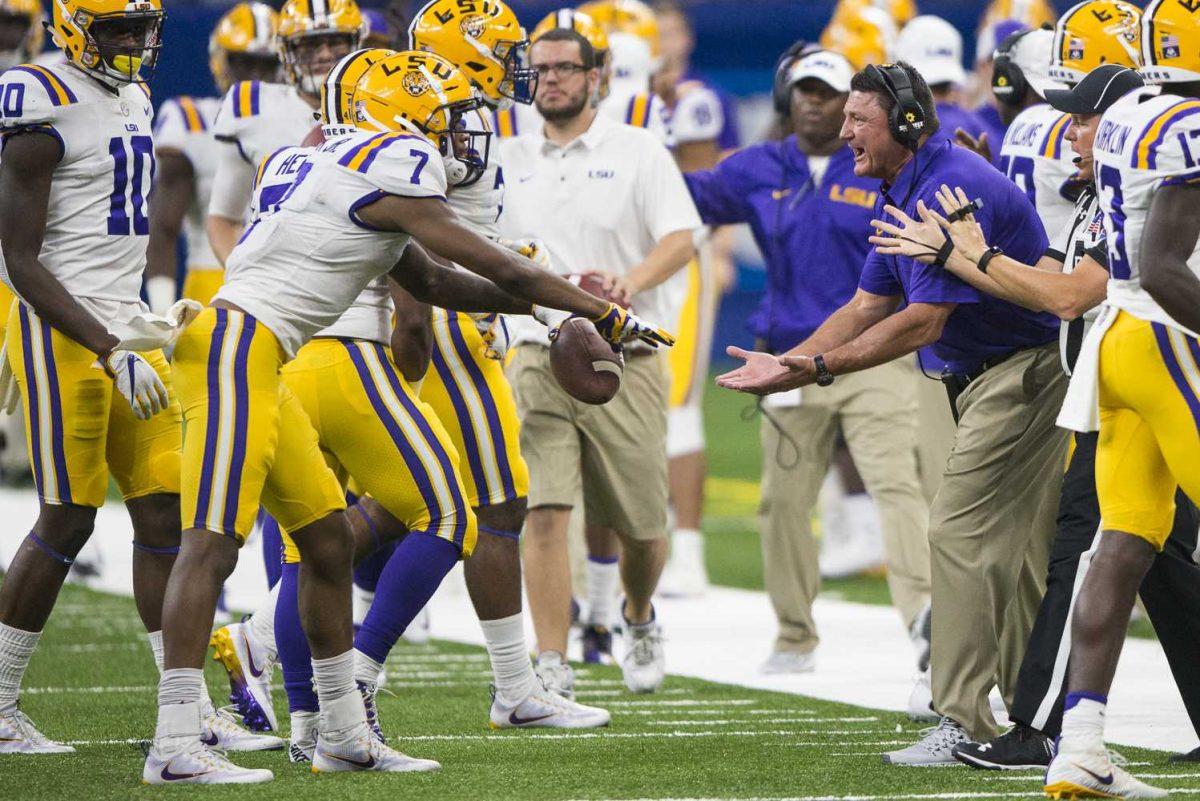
{"left": 319, "top": 687, "right": 367, "bottom": 741}
{"left": 353, "top": 649, "right": 385, "bottom": 688}
{"left": 1060, "top": 697, "right": 1107, "bottom": 753}
{"left": 312, "top": 650, "right": 356, "bottom": 703}
{"left": 290, "top": 709, "right": 318, "bottom": 741}
{"left": 480, "top": 613, "right": 537, "bottom": 706}
{"left": 0, "top": 623, "right": 39, "bottom": 713}
{"left": 248, "top": 583, "right": 279, "bottom": 661}
{"left": 147, "top": 630, "right": 164, "bottom": 675}
{"left": 352, "top": 585, "right": 374, "bottom": 628}
{"left": 158, "top": 667, "right": 204, "bottom": 706}
{"left": 585, "top": 557, "right": 619, "bottom": 626}
{"left": 672, "top": 528, "right": 703, "bottom": 553}
{"left": 155, "top": 668, "right": 204, "bottom": 750}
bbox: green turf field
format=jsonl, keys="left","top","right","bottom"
{"left": 4, "top": 582, "right": 1198, "bottom": 800}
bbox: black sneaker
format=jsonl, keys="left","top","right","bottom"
{"left": 952, "top": 723, "right": 1053, "bottom": 770}
{"left": 581, "top": 624, "right": 613, "bottom": 664}
{"left": 1170, "top": 746, "right": 1200, "bottom": 763}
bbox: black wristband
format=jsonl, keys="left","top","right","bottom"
{"left": 977, "top": 246, "right": 1003, "bottom": 274}
{"left": 933, "top": 236, "right": 955, "bottom": 268}
{"left": 814, "top": 354, "right": 834, "bottom": 387}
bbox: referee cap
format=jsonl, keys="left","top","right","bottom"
{"left": 1044, "top": 64, "right": 1144, "bottom": 114}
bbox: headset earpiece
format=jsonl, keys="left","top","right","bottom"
{"left": 992, "top": 29, "right": 1033, "bottom": 108}
{"left": 868, "top": 63, "right": 925, "bottom": 150}
{"left": 772, "top": 39, "right": 817, "bottom": 116}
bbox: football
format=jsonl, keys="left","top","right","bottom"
{"left": 301, "top": 125, "right": 325, "bottom": 147}
{"left": 569, "top": 272, "right": 629, "bottom": 309}
{"left": 550, "top": 317, "right": 624, "bottom": 405}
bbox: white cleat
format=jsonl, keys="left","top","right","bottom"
{"left": 202, "top": 705, "right": 284, "bottom": 752}
{"left": 209, "top": 621, "right": 279, "bottom": 732}
{"left": 657, "top": 531, "right": 710, "bottom": 598}
{"left": 0, "top": 707, "right": 75, "bottom": 754}
{"left": 142, "top": 741, "right": 273, "bottom": 785}
{"left": 489, "top": 683, "right": 611, "bottom": 729}
{"left": 288, "top": 711, "right": 318, "bottom": 764}
{"left": 1045, "top": 748, "right": 1168, "bottom": 799}
{"left": 907, "top": 669, "right": 938, "bottom": 722}
{"left": 621, "top": 617, "right": 665, "bottom": 694}
{"left": 401, "top": 607, "right": 431, "bottom": 644}
{"left": 534, "top": 652, "right": 576, "bottom": 700}
{"left": 759, "top": 650, "right": 816, "bottom": 675}
{"left": 883, "top": 716, "right": 968, "bottom": 766}
{"left": 311, "top": 727, "right": 440, "bottom": 773}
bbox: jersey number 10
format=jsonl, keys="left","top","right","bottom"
{"left": 107, "top": 135, "right": 154, "bottom": 237}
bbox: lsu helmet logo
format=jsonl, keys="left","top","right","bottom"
{"left": 459, "top": 13, "right": 487, "bottom": 39}
{"left": 402, "top": 70, "right": 431, "bottom": 97}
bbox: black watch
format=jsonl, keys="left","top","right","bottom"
{"left": 813, "top": 354, "right": 835, "bottom": 387}
{"left": 977, "top": 246, "right": 1003, "bottom": 274}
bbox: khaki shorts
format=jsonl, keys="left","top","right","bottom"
{"left": 509, "top": 345, "right": 668, "bottom": 540}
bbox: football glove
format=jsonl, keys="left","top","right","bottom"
{"left": 107, "top": 299, "right": 203, "bottom": 352}
{"left": 499, "top": 237, "right": 551, "bottom": 270}
{"left": 102, "top": 350, "right": 169, "bottom": 421}
{"left": 0, "top": 343, "right": 20, "bottom": 415}
{"left": 589, "top": 303, "right": 675, "bottom": 349}
{"left": 474, "top": 313, "right": 512, "bottom": 361}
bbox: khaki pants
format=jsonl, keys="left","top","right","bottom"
{"left": 510, "top": 346, "right": 669, "bottom": 539}
{"left": 758, "top": 359, "right": 931, "bottom": 654}
{"left": 913, "top": 357, "right": 956, "bottom": 504}
{"left": 930, "top": 342, "right": 1068, "bottom": 741}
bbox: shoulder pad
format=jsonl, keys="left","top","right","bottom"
{"left": 1038, "top": 113, "right": 1072, "bottom": 160}
{"left": 0, "top": 65, "right": 78, "bottom": 128}
{"left": 1131, "top": 98, "right": 1200, "bottom": 172}
{"left": 337, "top": 132, "right": 447, "bottom": 198}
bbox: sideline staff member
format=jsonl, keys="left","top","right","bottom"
{"left": 500, "top": 29, "right": 700, "bottom": 697}
{"left": 684, "top": 48, "right": 930, "bottom": 676}
{"left": 717, "top": 62, "right": 1067, "bottom": 764}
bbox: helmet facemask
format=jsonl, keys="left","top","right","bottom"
{"left": 441, "top": 101, "right": 491, "bottom": 186}
{"left": 284, "top": 29, "right": 359, "bottom": 95}
{"left": 83, "top": 8, "right": 165, "bottom": 84}
{"left": 491, "top": 37, "right": 538, "bottom": 106}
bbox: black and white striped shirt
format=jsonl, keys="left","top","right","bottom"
{"left": 1045, "top": 185, "right": 1107, "bottom": 375}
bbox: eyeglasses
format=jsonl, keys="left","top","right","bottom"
{"left": 531, "top": 62, "right": 588, "bottom": 78}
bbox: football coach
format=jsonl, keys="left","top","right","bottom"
{"left": 716, "top": 62, "right": 1069, "bottom": 764}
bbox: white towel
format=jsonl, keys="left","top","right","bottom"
{"left": 1057, "top": 303, "right": 1116, "bottom": 433}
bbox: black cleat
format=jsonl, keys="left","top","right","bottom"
{"left": 952, "top": 723, "right": 1053, "bottom": 770}
{"left": 581, "top": 624, "right": 613, "bottom": 665}
{"left": 1170, "top": 747, "right": 1200, "bottom": 763}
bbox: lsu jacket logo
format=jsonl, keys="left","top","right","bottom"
{"left": 588, "top": 169, "right": 614, "bottom": 179}
{"left": 829, "top": 184, "right": 877, "bottom": 209}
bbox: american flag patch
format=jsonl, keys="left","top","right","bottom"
{"left": 1163, "top": 33, "right": 1181, "bottom": 60}
{"left": 1088, "top": 213, "right": 1103, "bottom": 236}
{"left": 1068, "top": 38, "right": 1085, "bottom": 61}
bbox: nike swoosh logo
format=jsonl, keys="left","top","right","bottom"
{"left": 241, "top": 632, "right": 265, "bottom": 679}
{"left": 509, "top": 711, "right": 555, "bottom": 726}
{"left": 1075, "top": 763, "right": 1114, "bottom": 785}
{"left": 324, "top": 752, "right": 376, "bottom": 769}
{"left": 201, "top": 731, "right": 218, "bottom": 746}
{"left": 161, "top": 763, "right": 210, "bottom": 781}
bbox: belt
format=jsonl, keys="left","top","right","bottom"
{"left": 944, "top": 347, "right": 1025, "bottom": 386}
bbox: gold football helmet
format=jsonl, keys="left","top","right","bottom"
{"left": 355, "top": 50, "right": 490, "bottom": 184}
{"left": 979, "top": 0, "right": 1057, "bottom": 32}
{"left": 50, "top": 0, "right": 165, "bottom": 85}
{"left": 1140, "top": 0, "right": 1200, "bottom": 84}
{"left": 209, "top": 3, "right": 280, "bottom": 93}
{"left": 577, "top": 0, "right": 659, "bottom": 57}
{"left": 407, "top": 0, "right": 537, "bottom": 108}
{"left": 1049, "top": 1, "right": 1141, "bottom": 84}
{"left": 831, "top": 0, "right": 918, "bottom": 28}
{"left": 0, "top": 0, "right": 44, "bottom": 70}
{"left": 532, "top": 9, "right": 611, "bottom": 99}
{"left": 319, "top": 46, "right": 395, "bottom": 135}
{"left": 820, "top": 5, "right": 898, "bottom": 70}
{"left": 277, "top": 0, "right": 365, "bottom": 95}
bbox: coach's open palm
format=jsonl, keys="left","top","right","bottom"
{"left": 590, "top": 303, "right": 675, "bottom": 348}
{"left": 716, "top": 346, "right": 800, "bottom": 395}
{"left": 932, "top": 185, "right": 988, "bottom": 262}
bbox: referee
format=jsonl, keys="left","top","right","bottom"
{"left": 875, "top": 65, "right": 1200, "bottom": 768}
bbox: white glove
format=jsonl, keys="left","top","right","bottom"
{"left": 107, "top": 299, "right": 202, "bottom": 352}
{"left": 531, "top": 304, "right": 571, "bottom": 331}
{"left": 499, "top": 238, "right": 552, "bottom": 270}
{"left": 0, "top": 343, "right": 19, "bottom": 415}
{"left": 103, "top": 350, "right": 169, "bottom": 420}
{"left": 145, "top": 275, "right": 176, "bottom": 316}
{"left": 475, "top": 313, "right": 511, "bottom": 360}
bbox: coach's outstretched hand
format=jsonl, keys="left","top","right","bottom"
{"left": 869, "top": 201, "right": 947, "bottom": 263}
{"left": 716, "top": 346, "right": 809, "bottom": 395}
{"left": 589, "top": 302, "right": 675, "bottom": 348}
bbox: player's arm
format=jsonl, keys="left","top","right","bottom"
{"left": 0, "top": 131, "right": 117, "bottom": 355}
{"left": 958, "top": 253, "right": 1107, "bottom": 321}
{"left": 390, "top": 241, "right": 532, "bottom": 315}
{"left": 206, "top": 141, "right": 256, "bottom": 266}
{"left": 1140, "top": 184, "right": 1200, "bottom": 334}
{"left": 145, "top": 148, "right": 194, "bottom": 312}
{"left": 387, "top": 280, "right": 433, "bottom": 383}
{"left": 362, "top": 197, "right": 605, "bottom": 318}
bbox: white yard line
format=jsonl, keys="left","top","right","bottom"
{"left": 25, "top": 685, "right": 156, "bottom": 695}
{"left": 564, "top": 792, "right": 1200, "bottom": 801}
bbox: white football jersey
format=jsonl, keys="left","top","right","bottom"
{"left": 153, "top": 95, "right": 221, "bottom": 271}
{"left": 491, "top": 89, "right": 672, "bottom": 147}
{"left": 0, "top": 63, "right": 155, "bottom": 322}
{"left": 219, "top": 131, "right": 447, "bottom": 358}
{"left": 447, "top": 107, "right": 505, "bottom": 237}
{"left": 1093, "top": 88, "right": 1200, "bottom": 337}
{"left": 208, "top": 80, "right": 315, "bottom": 222}
{"left": 668, "top": 81, "right": 724, "bottom": 145}
{"left": 999, "top": 103, "right": 1079, "bottom": 238}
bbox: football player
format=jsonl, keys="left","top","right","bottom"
{"left": 1045, "top": 0, "right": 1200, "bottom": 796}
{"left": 202, "top": 0, "right": 364, "bottom": 736}
{"left": 145, "top": 2, "right": 280, "bottom": 314}
{"left": 350, "top": 0, "right": 613, "bottom": 730}
{"left": 491, "top": 3, "right": 671, "bottom": 146}
{"left": 0, "top": 0, "right": 278, "bottom": 756}
{"left": 144, "top": 49, "right": 668, "bottom": 784}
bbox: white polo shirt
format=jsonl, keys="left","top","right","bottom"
{"left": 499, "top": 111, "right": 701, "bottom": 347}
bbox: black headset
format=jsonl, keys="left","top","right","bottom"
{"left": 772, "top": 39, "right": 823, "bottom": 115}
{"left": 865, "top": 63, "right": 925, "bottom": 150}
{"left": 991, "top": 24, "right": 1053, "bottom": 108}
